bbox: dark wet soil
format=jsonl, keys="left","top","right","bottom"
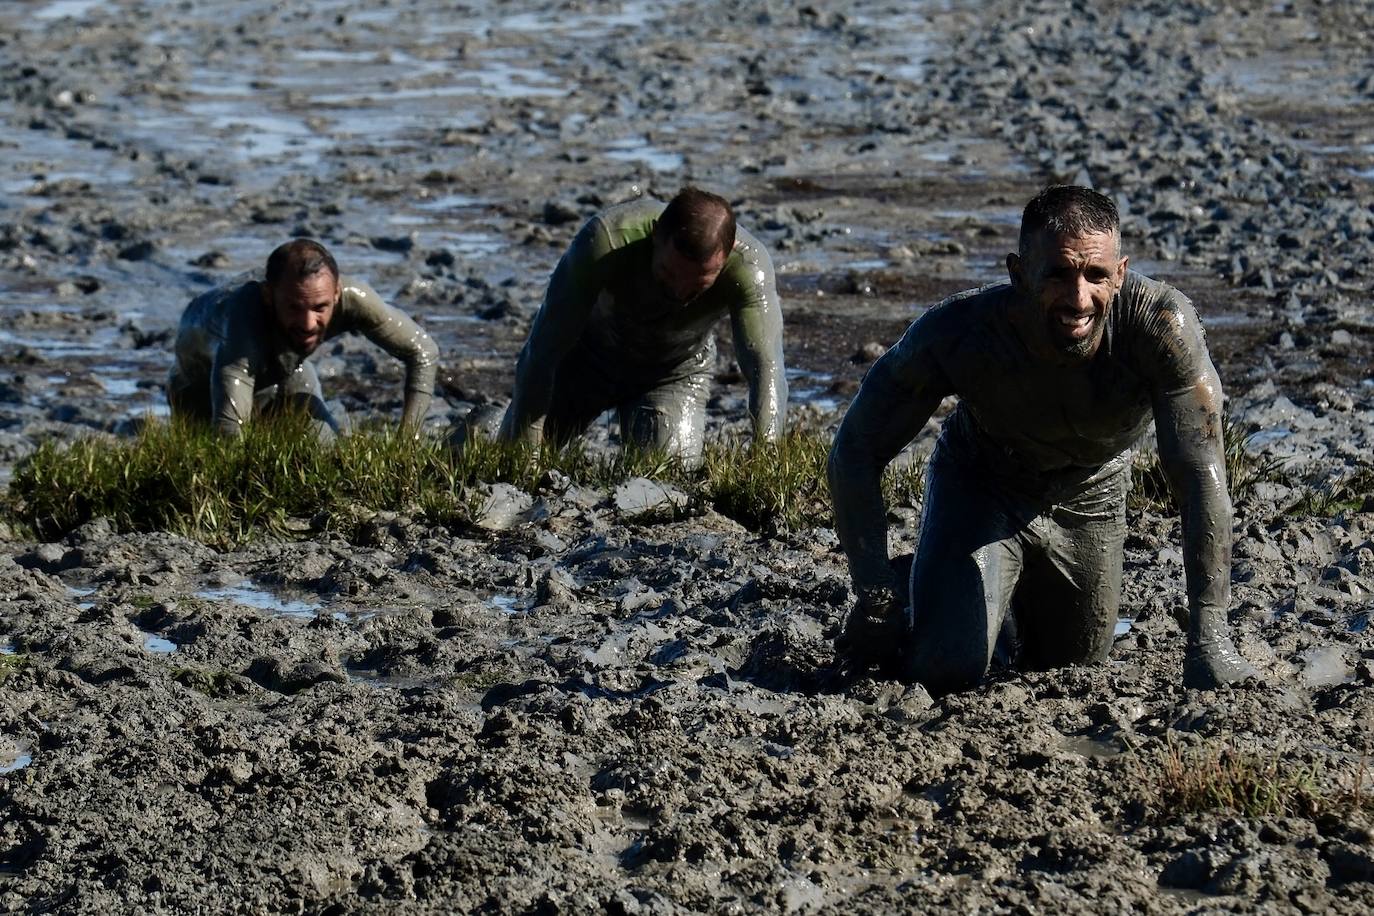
{"left": 3, "top": 0, "right": 1374, "bottom": 912}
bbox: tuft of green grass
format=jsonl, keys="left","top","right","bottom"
{"left": 7, "top": 414, "right": 468, "bottom": 545}
{"left": 701, "top": 429, "right": 831, "bottom": 533}
{"left": 1131, "top": 417, "right": 1285, "bottom": 513}
{"left": 700, "top": 430, "right": 925, "bottom": 534}
{"left": 1288, "top": 465, "right": 1374, "bottom": 518}
{"left": 0, "top": 653, "right": 28, "bottom": 684}
{"left": 172, "top": 666, "right": 249, "bottom": 698}
{"left": 1155, "top": 737, "right": 1322, "bottom": 819}
{"left": 4, "top": 419, "right": 930, "bottom": 543}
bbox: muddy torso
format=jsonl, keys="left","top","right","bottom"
{"left": 174, "top": 273, "right": 396, "bottom": 388}
{"left": 576, "top": 198, "right": 776, "bottom": 383}
{"left": 914, "top": 271, "right": 1207, "bottom": 478}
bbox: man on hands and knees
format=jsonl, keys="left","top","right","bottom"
{"left": 828, "top": 185, "right": 1259, "bottom": 693}
{"left": 499, "top": 187, "right": 787, "bottom": 462}
{"left": 167, "top": 239, "right": 439, "bottom": 442}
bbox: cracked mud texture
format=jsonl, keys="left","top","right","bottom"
{"left": 3, "top": 0, "right": 1374, "bottom": 912}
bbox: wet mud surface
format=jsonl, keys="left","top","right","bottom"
{"left": 3, "top": 0, "right": 1374, "bottom": 911}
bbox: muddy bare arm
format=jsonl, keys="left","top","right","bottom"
{"left": 1152, "top": 329, "right": 1259, "bottom": 688}
{"left": 828, "top": 321, "right": 947, "bottom": 601}
{"left": 500, "top": 217, "right": 611, "bottom": 444}
{"left": 343, "top": 281, "right": 439, "bottom": 433}
{"left": 727, "top": 239, "right": 787, "bottom": 442}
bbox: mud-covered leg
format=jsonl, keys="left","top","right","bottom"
{"left": 535, "top": 350, "right": 623, "bottom": 447}
{"left": 1014, "top": 469, "right": 1128, "bottom": 669}
{"left": 165, "top": 363, "right": 211, "bottom": 423}
{"left": 904, "top": 452, "right": 1026, "bottom": 693}
{"left": 618, "top": 369, "right": 710, "bottom": 465}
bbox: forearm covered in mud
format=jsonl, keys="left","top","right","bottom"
{"left": 730, "top": 274, "right": 787, "bottom": 442}
{"left": 829, "top": 344, "right": 944, "bottom": 600}
{"left": 1154, "top": 368, "right": 1232, "bottom": 645}
{"left": 211, "top": 356, "right": 256, "bottom": 438}
{"left": 502, "top": 219, "right": 607, "bottom": 443}
{"left": 346, "top": 282, "right": 440, "bottom": 432}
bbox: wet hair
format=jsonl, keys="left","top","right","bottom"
{"left": 265, "top": 238, "right": 339, "bottom": 288}
{"left": 1018, "top": 186, "right": 1120, "bottom": 256}
{"left": 655, "top": 187, "right": 736, "bottom": 261}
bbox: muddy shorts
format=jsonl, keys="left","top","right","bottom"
{"left": 903, "top": 442, "right": 1130, "bottom": 692}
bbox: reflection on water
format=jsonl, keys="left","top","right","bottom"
{"left": 196, "top": 584, "right": 322, "bottom": 620}
{"left": 34, "top": 0, "right": 106, "bottom": 20}
{"left": 0, "top": 744, "right": 33, "bottom": 774}
{"left": 488, "top": 594, "right": 523, "bottom": 615}
{"left": 605, "top": 138, "right": 683, "bottom": 173}
{"left": 142, "top": 633, "right": 177, "bottom": 654}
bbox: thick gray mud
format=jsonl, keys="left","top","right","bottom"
{"left": 3, "top": 0, "right": 1374, "bottom": 912}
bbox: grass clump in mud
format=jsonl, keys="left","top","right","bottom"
{"left": 0, "top": 654, "right": 29, "bottom": 684}
{"left": 702, "top": 430, "right": 923, "bottom": 533}
{"left": 1131, "top": 417, "right": 1284, "bottom": 513}
{"left": 1288, "top": 464, "right": 1374, "bottom": 518}
{"left": 1154, "top": 738, "right": 1323, "bottom": 819}
{"left": 6, "top": 415, "right": 466, "bottom": 544}
{"left": 6, "top": 418, "right": 924, "bottom": 542}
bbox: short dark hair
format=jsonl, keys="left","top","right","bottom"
{"left": 655, "top": 187, "right": 736, "bottom": 261}
{"left": 1018, "top": 186, "right": 1119, "bottom": 256}
{"left": 265, "top": 238, "right": 339, "bottom": 287}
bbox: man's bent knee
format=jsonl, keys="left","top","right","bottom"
{"left": 904, "top": 644, "right": 991, "bottom": 695}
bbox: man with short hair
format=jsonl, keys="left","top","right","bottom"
{"left": 168, "top": 238, "right": 439, "bottom": 440}
{"left": 499, "top": 188, "right": 787, "bottom": 460}
{"left": 829, "top": 185, "right": 1259, "bottom": 692}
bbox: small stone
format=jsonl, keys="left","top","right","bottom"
{"left": 476, "top": 483, "right": 533, "bottom": 530}
{"left": 851, "top": 341, "right": 887, "bottom": 364}
{"left": 542, "top": 199, "right": 580, "bottom": 225}
{"left": 613, "top": 478, "right": 689, "bottom": 517}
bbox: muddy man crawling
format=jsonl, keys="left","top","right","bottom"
{"left": 167, "top": 239, "right": 439, "bottom": 441}
{"left": 499, "top": 187, "right": 787, "bottom": 462}
{"left": 829, "top": 185, "right": 1259, "bottom": 693}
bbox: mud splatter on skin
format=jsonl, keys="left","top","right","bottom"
{"left": 3, "top": 0, "right": 1374, "bottom": 911}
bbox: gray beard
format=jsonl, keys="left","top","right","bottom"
{"left": 1051, "top": 317, "right": 1102, "bottom": 362}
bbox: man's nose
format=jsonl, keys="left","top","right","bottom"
{"left": 1074, "top": 277, "right": 1094, "bottom": 311}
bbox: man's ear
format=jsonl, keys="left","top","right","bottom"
{"left": 1006, "top": 252, "right": 1023, "bottom": 289}
{"left": 1116, "top": 255, "right": 1129, "bottom": 285}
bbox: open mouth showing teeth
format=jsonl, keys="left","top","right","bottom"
{"left": 1056, "top": 312, "right": 1094, "bottom": 336}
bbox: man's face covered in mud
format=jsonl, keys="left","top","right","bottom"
{"left": 266, "top": 270, "right": 340, "bottom": 355}
{"left": 1008, "top": 229, "right": 1128, "bottom": 362}
{"left": 650, "top": 232, "right": 728, "bottom": 308}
